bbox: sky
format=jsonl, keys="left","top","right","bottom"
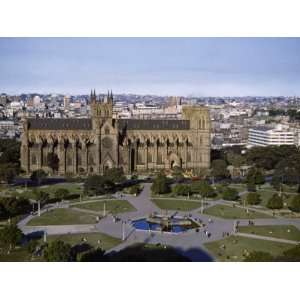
{"left": 1, "top": 37, "right": 300, "bottom": 97}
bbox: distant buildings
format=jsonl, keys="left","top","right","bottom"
{"left": 248, "top": 124, "right": 295, "bottom": 147}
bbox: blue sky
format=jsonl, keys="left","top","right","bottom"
{"left": 1, "top": 38, "right": 300, "bottom": 96}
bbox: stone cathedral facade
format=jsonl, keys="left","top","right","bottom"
{"left": 20, "top": 91, "right": 211, "bottom": 175}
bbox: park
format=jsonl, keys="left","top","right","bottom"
{"left": 0, "top": 139, "right": 300, "bottom": 261}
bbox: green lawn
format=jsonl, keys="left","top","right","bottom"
{"left": 72, "top": 200, "right": 136, "bottom": 214}
{"left": 204, "top": 235, "right": 293, "bottom": 261}
{"left": 47, "top": 232, "right": 121, "bottom": 250}
{"left": 0, "top": 247, "right": 41, "bottom": 262}
{"left": 228, "top": 184, "right": 247, "bottom": 193}
{"left": 151, "top": 198, "right": 202, "bottom": 211}
{"left": 238, "top": 225, "right": 300, "bottom": 241}
{"left": 241, "top": 190, "right": 294, "bottom": 208}
{"left": 203, "top": 204, "right": 273, "bottom": 219}
{"left": 27, "top": 208, "right": 97, "bottom": 226}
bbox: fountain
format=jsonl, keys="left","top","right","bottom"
{"left": 131, "top": 213, "right": 200, "bottom": 233}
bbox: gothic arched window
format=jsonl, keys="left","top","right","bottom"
{"left": 31, "top": 154, "right": 37, "bottom": 165}
{"left": 187, "top": 152, "right": 191, "bottom": 162}
{"left": 105, "top": 126, "right": 110, "bottom": 135}
{"left": 147, "top": 152, "right": 152, "bottom": 163}
{"left": 77, "top": 154, "right": 82, "bottom": 165}
{"left": 88, "top": 154, "right": 94, "bottom": 165}
{"left": 67, "top": 155, "right": 72, "bottom": 166}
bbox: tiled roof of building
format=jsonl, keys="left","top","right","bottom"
{"left": 28, "top": 118, "right": 92, "bottom": 130}
{"left": 118, "top": 119, "right": 190, "bottom": 130}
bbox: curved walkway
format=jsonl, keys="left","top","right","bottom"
{"left": 18, "top": 183, "right": 300, "bottom": 261}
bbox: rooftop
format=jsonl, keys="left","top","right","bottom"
{"left": 27, "top": 118, "right": 92, "bottom": 130}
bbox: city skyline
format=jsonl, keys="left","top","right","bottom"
{"left": 1, "top": 37, "right": 300, "bottom": 97}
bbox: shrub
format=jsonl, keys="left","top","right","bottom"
{"left": 289, "top": 195, "right": 300, "bottom": 213}
{"left": 246, "top": 192, "right": 261, "bottom": 205}
{"left": 128, "top": 185, "right": 141, "bottom": 195}
{"left": 151, "top": 174, "right": 171, "bottom": 194}
{"left": 172, "top": 184, "right": 191, "bottom": 196}
{"left": 44, "top": 240, "right": 72, "bottom": 262}
{"left": 222, "top": 187, "right": 239, "bottom": 201}
{"left": 266, "top": 194, "right": 283, "bottom": 210}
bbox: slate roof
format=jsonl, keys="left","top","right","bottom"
{"left": 27, "top": 118, "right": 92, "bottom": 130}
{"left": 118, "top": 119, "right": 190, "bottom": 130}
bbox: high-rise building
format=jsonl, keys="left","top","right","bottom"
{"left": 248, "top": 125, "right": 295, "bottom": 147}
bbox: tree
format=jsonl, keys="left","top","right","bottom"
{"left": 272, "top": 153, "right": 300, "bottom": 186}
{"left": 103, "top": 167, "right": 126, "bottom": 184}
{"left": 0, "top": 203, "right": 7, "bottom": 220}
{"left": 0, "top": 163, "right": 18, "bottom": 183}
{"left": 128, "top": 185, "right": 141, "bottom": 195}
{"left": 30, "top": 169, "right": 47, "bottom": 185}
{"left": 244, "top": 251, "right": 274, "bottom": 262}
{"left": 246, "top": 192, "right": 261, "bottom": 205}
{"left": 33, "top": 190, "right": 50, "bottom": 205}
{"left": 54, "top": 188, "right": 70, "bottom": 201}
{"left": 151, "top": 174, "right": 171, "bottom": 194}
{"left": 266, "top": 194, "right": 283, "bottom": 210}
{"left": 222, "top": 187, "right": 239, "bottom": 201}
{"left": 78, "top": 248, "right": 106, "bottom": 262}
{"left": 0, "top": 139, "right": 20, "bottom": 165}
{"left": 1, "top": 196, "right": 31, "bottom": 217}
{"left": 43, "top": 240, "right": 72, "bottom": 262}
{"left": 26, "top": 239, "right": 39, "bottom": 255}
{"left": 246, "top": 168, "right": 265, "bottom": 187}
{"left": 271, "top": 175, "right": 281, "bottom": 191}
{"left": 191, "top": 181, "right": 215, "bottom": 198}
{"left": 226, "top": 152, "right": 246, "bottom": 168}
{"left": 0, "top": 224, "right": 23, "bottom": 250}
{"left": 172, "top": 184, "right": 191, "bottom": 196}
{"left": 84, "top": 175, "right": 114, "bottom": 195}
{"left": 211, "top": 159, "right": 229, "bottom": 179}
{"left": 289, "top": 195, "right": 300, "bottom": 213}
{"left": 47, "top": 152, "right": 59, "bottom": 173}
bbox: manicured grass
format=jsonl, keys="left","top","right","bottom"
{"left": 151, "top": 198, "right": 202, "bottom": 211}
{"left": 204, "top": 235, "right": 293, "bottom": 261}
{"left": 0, "top": 248, "right": 34, "bottom": 262}
{"left": 27, "top": 208, "right": 97, "bottom": 226}
{"left": 72, "top": 200, "right": 136, "bottom": 214}
{"left": 241, "top": 190, "right": 294, "bottom": 207}
{"left": 47, "top": 232, "right": 121, "bottom": 250}
{"left": 203, "top": 204, "right": 273, "bottom": 219}
{"left": 238, "top": 225, "right": 300, "bottom": 241}
{"left": 228, "top": 184, "right": 247, "bottom": 193}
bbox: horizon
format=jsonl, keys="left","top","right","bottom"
{"left": 1, "top": 37, "right": 300, "bottom": 97}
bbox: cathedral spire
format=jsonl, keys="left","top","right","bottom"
{"left": 110, "top": 90, "right": 113, "bottom": 103}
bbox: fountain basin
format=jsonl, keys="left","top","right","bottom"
{"left": 131, "top": 215, "right": 200, "bottom": 233}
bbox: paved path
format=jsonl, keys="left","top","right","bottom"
{"left": 18, "top": 182, "right": 300, "bottom": 261}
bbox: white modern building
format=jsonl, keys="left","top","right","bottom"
{"left": 248, "top": 124, "right": 295, "bottom": 147}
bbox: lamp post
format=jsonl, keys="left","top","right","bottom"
{"left": 200, "top": 198, "right": 204, "bottom": 214}
{"left": 37, "top": 200, "right": 41, "bottom": 217}
{"left": 103, "top": 201, "right": 106, "bottom": 217}
{"left": 122, "top": 221, "right": 126, "bottom": 241}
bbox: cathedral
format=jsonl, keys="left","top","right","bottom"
{"left": 20, "top": 91, "right": 211, "bottom": 175}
